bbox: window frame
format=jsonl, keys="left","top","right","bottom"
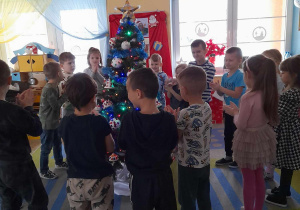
{"left": 171, "top": 0, "right": 294, "bottom": 74}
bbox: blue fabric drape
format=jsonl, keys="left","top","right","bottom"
{"left": 27, "top": 0, "right": 108, "bottom": 40}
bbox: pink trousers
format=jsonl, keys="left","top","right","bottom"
{"left": 241, "top": 167, "right": 265, "bottom": 210}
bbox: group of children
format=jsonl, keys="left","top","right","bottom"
{"left": 0, "top": 37, "right": 300, "bottom": 210}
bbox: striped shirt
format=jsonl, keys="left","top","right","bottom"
{"left": 189, "top": 60, "right": 216, "bottom": 102}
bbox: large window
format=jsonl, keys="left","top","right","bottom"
{"left": 4, "top": 14, "right": 48, "bottom": 68}
{"left": 172, "top": 0, "right": 292, "bottom": 75}
{"left": 60, "top": 9, "right": 102, "bottom": 73}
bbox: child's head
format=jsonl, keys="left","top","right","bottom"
{"left": 65, "top": 73, "right": 97, "bottom": 111}
{"left": 43, "top": 62, "right": 64, "bottom": 82}
{"left": 175, "top": 63, "right": 188, "bottom": 78}
{"left": 87, "top": 47, "right": 102, "bottom": 68}
{"left": 150, "top": 53, "right": 163, "bottom": 73}
{"left": 0, "top": 60, "right": 11, "bottom": 92}
{"left": 190, "top": 39, "right": 207, "bottom": 63}
{"left": 279, "top": 55, "right": 300, "bottom": 88}
{"left": 177, "top": 66, "right": 206, "bottom": 100}
{"left": 262, "top": 49, "right": 282, "bottom": 66}
{"left": 243, "top": 54, "right": 278, "bottom": 124}
{"left": 225, "top": 47, "right": 243, "bottom": 71}
{"left": 126, "top": 68, "right": 158, "bottom": 107}
{"left": 59, "top": 52, "right": 75, "bottom": 74}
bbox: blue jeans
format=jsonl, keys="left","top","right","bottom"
{"left": 40, "top": 129, "right": 63, "bottom": 174}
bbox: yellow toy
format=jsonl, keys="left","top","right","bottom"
{"left": 10, "top": 42, "right": 59, "bottom": 109}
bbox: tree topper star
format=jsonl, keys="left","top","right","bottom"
{"left": 116, "top": 0, "right": 140, "bottom": 22}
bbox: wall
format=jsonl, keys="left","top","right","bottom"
{"left": 291, "top": 5, "right": 300, "bottom": 55}
{"left": 106, "top": 0, "right": 171, "bottom": 49}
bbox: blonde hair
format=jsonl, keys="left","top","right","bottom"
{"left": 150, "top": 53, "right": 162, "bottom": 63}
{"left": 243, "top": 55, "right": 278, "bottom": 125}
{"left": 262, "top": 49, "right": 282, "bottom": 74}
{"left": 178, "top": 66, "right": 206, "bottom": 96}
{"left": 175, "top": 63, "right": 188, "bottom": 75}
{"left": 87, "top": 47, "right": 102, "bottom": 67}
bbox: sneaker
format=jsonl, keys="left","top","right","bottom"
{"left": 265, "top": 194, "right": 287, "bottom": 208}
{"left": 55, "top": 162, "right": 68, "bottom": 169}
{"left": 229, "top": 161, "right": 239, "bottom": 169}
{"left": 40, "top": 170, "right": 58, "bottom": 179}
{"left": 215, "top": 158, "right": 233, "bottom": 166}
{"left": 266, "top": 187, "right": 291, "bottom": 198}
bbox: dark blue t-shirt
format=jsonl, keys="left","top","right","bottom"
{"left": 118, "top": 110, "right": 178, "bottom": 175}
{"left": 59, "top": 114, "right": 113, "bottom": 179}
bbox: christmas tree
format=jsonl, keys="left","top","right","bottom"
{"left": 99, "top": 1, "right": 148, "bottom": 144}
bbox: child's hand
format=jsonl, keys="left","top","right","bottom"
{"left": 223, "top": 101, "right": 239, "bottom": 116}
{"left": 210, "top": 81, "right": 221, "bottom": 91}
{"left": 164, "top": 84, "right": 172, "bottom": 92}
{"left": 16, "top": 89, "right": 34, "bottom": 108}
{"left": 90, "top": 109, "right": 100, "bottom": 116}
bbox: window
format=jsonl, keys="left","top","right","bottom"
{"left": 172, "top": 0, "right": 292, "bottom": 75}
{"left": 60, "top": 9, "right": 102, "bottom": 73}
{"left": 4, "top": 14, "right": 48, "bottom": 68}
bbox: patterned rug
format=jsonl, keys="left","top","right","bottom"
{"left": 22, "top": 128, "right": 300, "bottom": 210}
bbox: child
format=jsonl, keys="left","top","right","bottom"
{"left": 83, "top": 47, "right": 105, "bottom": 95}
{"left": 150, "top": 53, "right": 168, "bottom": 110}
{"left": 265, "top": 55, "right": 300, "bottom": 208}
{"left": 262, "top": 49, "right": 284, "bottom": 181}
{"left": 166, "top": 66, "right": 212, "bottom": 210}
{"left": 224, "top": 54, "right": 278, "bottom": 210}
{"left": 39, "top": 62, "right": 68, "bottom": 179}
{"left": 210, "top": 47, "right": 246, "bottom": 168}
{"left": 59, "top": 73, "right": 115, "bottom": 210}
{"left": 119, "top": 68, "right": 177, "bottom": 210}
{"left": 189, "top": 39, "right": 216, "bottom": 102}
{"left": 59, "top": 52, "right": 76, "bottom": 117}
{"left": 0, "top": 60, "right": 48, "bottom": 209}
{"left": 262, "top": 49, "right": 285, "bottom": 95}
{"left": 165, "top": 63, "right": 189, "bottom": 110}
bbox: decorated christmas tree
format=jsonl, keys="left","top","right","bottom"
{"left": 99, "top": 1, "right": 148, "bottom": 146}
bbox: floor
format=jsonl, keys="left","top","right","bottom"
{"left": 24, "top": 124, "right": 300, "bottom": 210}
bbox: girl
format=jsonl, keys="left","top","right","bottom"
{"left": 224, "top": 55, "right": 278, "bottom": 210}
{"left": 165, "top": 63, "right": 189, "bottom": 110}
{"left": 83, "top": 47, "right": 105, "bottom": 94}
{"left": 262, "top": 49, "right": 285, "bottom": 95}
{"left": 262, "top": 49, "right": 284, "bottom": 181}
{"left": 265, "top": 55, "right": 300, "bottom": 208}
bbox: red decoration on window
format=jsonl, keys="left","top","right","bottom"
{"left": 205, "top": 39, "right": 226, "bottom": 65}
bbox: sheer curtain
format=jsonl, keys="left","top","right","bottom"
{"left": 28, "top": 0, "right": 108, "bottom": 40}
{"left": 0, "top": 0, "right": 50, "bottom": 43}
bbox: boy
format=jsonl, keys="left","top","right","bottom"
{"left": 210, "top": 47, "right": 246, "bottom": 168}
{"left": 170, "top": 66, "right": 212, "bottom": 210}
{"left": 0, "top": 60, "right": 48, "bottom": 209}
{"left": 58, "top": 73, "right": 115, "bottom": 209}
{"left": 39, "top": 62, "right": 68, "bottom": 179}
{"left": 150, "top": 53, "right": 168, "bottom": 110}
{"left": 189, "top": 39, "right": 216, "bottom": 103}
{"left": 119, "top": 68, "right": 177, "bottom": 210}
{"left": 59, "top": 52, "right": 76, "bottom": 117}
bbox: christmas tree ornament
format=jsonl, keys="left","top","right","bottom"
{"left": 109, "top": 118, "right": 121, "bottom": 130}
{"left": 111, "top": 57, "right": 123, "bottom": 68}
{"left": 121, "top": 41, "right": 131, "bottom": 50}
{"left": 102, "top": 99, "right": 113, "bottom": 109}
{"left": 116, "top": 0, "right": 140, "bottom": 22}
{"left": 109, "top": 37, "right": 116, "bottom": 48}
